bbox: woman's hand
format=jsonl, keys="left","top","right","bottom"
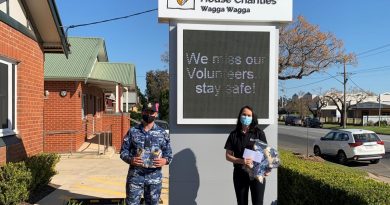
{"left": 244, "top": 158, "right": 253, "bottom": 166}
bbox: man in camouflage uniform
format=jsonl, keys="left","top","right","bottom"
{"left": 120, "top": 102, "right": 172, "bottom": 205}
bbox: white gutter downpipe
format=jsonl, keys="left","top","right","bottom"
{"left": 125, "top": 87, "right": 129, "bottom": 112}
{"left": 116, "top": 84, "right": 120, "bottom": 113}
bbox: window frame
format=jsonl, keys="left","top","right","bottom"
{"left": 323, "top": 132, "right": 335, "bottom": 141}
{"left": 0, "top": 57, "right": 17, "bottom": 137}
{"left": 334, "top": 133, "right": 349, "bottom": 141}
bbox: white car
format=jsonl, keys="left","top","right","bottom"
{"left": 313, "top": 129, "right": 385, "bottom": 164}
{"left": 154, "top": 120, "right": 169, "bottom": 134}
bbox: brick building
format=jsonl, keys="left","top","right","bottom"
{"left": 44, "top": 37, "right": 136, "bottom": 152}
{"left": 0, "top": 0, "right": 69, "bottom": 163}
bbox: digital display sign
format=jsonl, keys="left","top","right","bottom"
{"left": 177, "top": 24, "right": 277, "bottom": 124}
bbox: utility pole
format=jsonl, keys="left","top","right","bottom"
{"left": 378, "top": 94, "right": 381, "bottom": 127}
{"left": 280, "top": 81, "right": 286, "bottom": 108}
{"left": 343, "top": 60, "right": 347, "bottom": 128}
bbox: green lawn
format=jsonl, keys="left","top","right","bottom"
{"left": 323, "top": 124, "right": 390, "bottom": 135}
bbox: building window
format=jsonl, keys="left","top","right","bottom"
{"left": 0, "top": 59, "right": 17, "bottom": 137}
{"left": 347, "top": 110, "right": 354, "bottom": 118}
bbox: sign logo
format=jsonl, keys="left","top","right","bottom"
{"left": 177, "top": 0, "right": 188, "bottom": 6}
{"left": 167, "top": 0, "right": 195, "bottom": 10}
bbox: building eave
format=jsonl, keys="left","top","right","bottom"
{"left": 21, "top": 0, "right": 70, "bottom": 57}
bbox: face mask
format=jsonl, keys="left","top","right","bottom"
{"left": 240, "top": 115, "right": 252, "bottom": 126}
{"left": 142, "top": 114, "right": 155, "bottom": 124}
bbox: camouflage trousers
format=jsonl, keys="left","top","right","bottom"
{"left": 125, "top": 168, "right": 162, "bottom": 205}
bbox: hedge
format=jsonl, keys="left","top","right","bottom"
{"left": 25, "top": 153, "right": 60, "bottom": 194}
{"left": 0, "top": 153, "right": 60, "bottom": 205}
{"left": 278, "top": 150, "right": 390, "bottom": 205}
{"left": 0, "top": 162, "right": 31, "bottom": 205}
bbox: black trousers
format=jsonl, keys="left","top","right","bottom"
{"left": 233, "top": 167, "right": 266, "bottom": 205}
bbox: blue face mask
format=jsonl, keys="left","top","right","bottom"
{"left": 240, "top": 115, "right": 252, "bottom": 126}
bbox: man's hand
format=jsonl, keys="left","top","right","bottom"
{"left": 153, "top": 157, "right": 167, "bottom": 168}
{"left": 131, "top": 156, "right": 143, "bottom": 167}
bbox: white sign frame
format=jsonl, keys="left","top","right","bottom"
{"left": 177, "top": 23, "right": 277, "bottom": 124}
{"left": 159, "top": 0, "right": 292, "bottom": 23}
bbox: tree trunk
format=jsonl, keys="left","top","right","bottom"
{"left": 339, "top": 113, "right": 345, "bottom": 127}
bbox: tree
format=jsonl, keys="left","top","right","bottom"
{"left": 296, "top": 91, "right": 310, "bottom": 118}
{"left": 279, "top": 15, "right": 355, "bottom": 80}
{"left": 158, "top": 89, "right": 169, "bottom": 122}
{"left": 146, "top": 70, "right": 169, "bottom": 102}
{"left": 307, "top": 96, "right": 327, "bottom": 118}
{"left": 285, "top": 98, "right": 297, "bottom": 115}
{"left": 284, "top": 91, "right": 311, "bottom": 118}
{"left": 161, "top": 50, "right": 169, "bottom": 66}
{"left": 136, "top": 86, "right": 147, "bottom": 110}
{"left": 324, "top": 88, "right": 368, "bottom": 126}
{"left": 145, "top": 70, "right": 169, "bottom": 122}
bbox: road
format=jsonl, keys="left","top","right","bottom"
{"left": 278, "top": 125, "right": 390, "bottom": 178}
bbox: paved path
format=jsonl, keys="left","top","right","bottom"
{"left": 37, "top": 154, "right": 169, "bottom": 205}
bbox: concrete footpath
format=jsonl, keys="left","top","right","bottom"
{"left": 37, "top": 154, "right": 169, "bottom": 205}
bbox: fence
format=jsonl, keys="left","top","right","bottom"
{"left": 362, "top": 116, "right": 390, "bottom": 126}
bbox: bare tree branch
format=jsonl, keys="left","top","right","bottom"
{"left": 279, "top": 15, "right": 356, "bottom": 80}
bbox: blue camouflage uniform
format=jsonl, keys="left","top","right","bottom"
{"left": 120, "top": 123, "right": 172, "bottom": 205}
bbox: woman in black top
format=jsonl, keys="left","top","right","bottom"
{"left": 224, "top": 105, "right": 269, "bottom": 205}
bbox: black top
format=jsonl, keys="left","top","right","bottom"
{"left": 224, "top": 127, "right": 267, "bottom": 168}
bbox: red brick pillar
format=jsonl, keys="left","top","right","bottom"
{"left": 110, "top": 113, "right": 130, "bottom": 152}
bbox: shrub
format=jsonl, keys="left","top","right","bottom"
{"left": 374, "top": 120, "right": 388, "bottom": 126}
{"left": 278, "top": 150, "right": 390, "bottom": 205}
{"left": 25, "top": 153, "right": 60, "bottom": 194}
{"left": 0, "top": 162, "right": 32, "bottom": 205}
{"left": 367, "top": 120, "right": 375, "bottom": 126}
{"left": 130, "top": 111, "right": 142, "bottom": 122}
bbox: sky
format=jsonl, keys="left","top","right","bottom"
{"left": 56, "top": 0, "right": 390, "bottom": 97}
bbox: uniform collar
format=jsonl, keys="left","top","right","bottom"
{"left": 136, "top": 122, "right": 158, "bottom": 131}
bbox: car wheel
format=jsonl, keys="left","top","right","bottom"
{"left": 313, "top": 146, "right": 321, "bottom": 156}
{"left": 370, "top": 159, "right": 380, "bottom": 164}
{"left": 337, "top": 151, "right": 347, "bottom": 165}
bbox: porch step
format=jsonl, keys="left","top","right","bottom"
{"left": 60, "top": 142, "right": 116, "bottom": 159}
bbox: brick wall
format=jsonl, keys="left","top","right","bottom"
{"left": 44, "top": 81, "right": 82, "bottom": 132}
{"left": 44, "top": 132, "right": 84, "bottom": 153}
{"left": 43, "top": 81, "right": 83, "bottom": 152}
{"left": 0, "top": 21, "right": 44, "bottom": 163}
{"left": 0, "top": 147, "right": 6, "bottom": 164}
{"left": 102, "top": 113, "right": 130, "bottom": 152}
{"left": 44, "top": 82, "right": 109, "bottom": 152}
{"left": 122, "top": 113, "right": 130, "bottom": 144}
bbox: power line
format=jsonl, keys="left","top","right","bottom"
{"left": 356, "top": 43, "right": 390, "bottom": 56}
{"left": 353, "top": 65, "right": 390, "bottom": 74}
{"left": 348, "top": 77, "right": 373, "bottom": 96}
{"left": 323, "top": 70, "right": 343, "bottom": 84}
{"left": 62, "top": 8, "right": 158, "bottom": 35}
{"left": 348, "top": 77, "right": 365, "bottom": 91}
{"left": 286, "top": 76, "right": 334, "bottom": 90}
{"left": 358, "top": 48, "right": 390, "bottom": 59}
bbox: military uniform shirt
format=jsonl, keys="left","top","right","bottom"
{"left": 120, "top": 123, "right": 173, "bottom": 184}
